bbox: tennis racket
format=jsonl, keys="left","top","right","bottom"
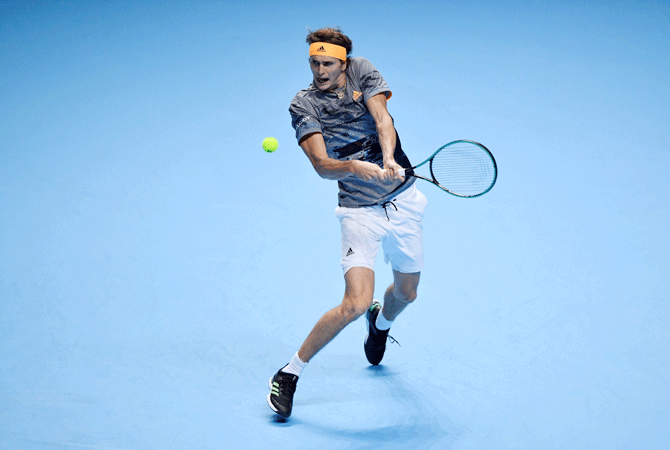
{"left": 400, "top": 140, "right": 497, "bottom": 197}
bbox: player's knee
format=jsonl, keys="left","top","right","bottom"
{"left": 340, "top": 296, "right": 372, "bottom": 321}
{"left": 394, "top": 285, "right": 418, "bottom": 304}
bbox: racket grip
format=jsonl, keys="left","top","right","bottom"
{"left": 398, "top": 168, "right": 405, "bottom": 177}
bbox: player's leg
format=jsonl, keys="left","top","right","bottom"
{"left": 297, "top": 266, "right": 375, "bottom": 362}
{"left": 364, "top": 270, "right": 420, "bottom": 365}
{"left": 297, "top": 203, "right": 381, "bottom": 361}
{"left": 379, "top": 185, "right": 427, "bottom": 325}
{"left": 268, "top": 266, "right": 374, "bottom": 418}
{"left": 365, "top": 185, "right": 427, "bottom": 365}
{"left": 269, "top": 205, "right": 382, "bottom": 417}
{"left": 381, "top": 270, "right": 421, "bottom": 321}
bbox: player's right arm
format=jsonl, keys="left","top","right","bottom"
{"left": 299, "top": 132, "right": 385, "bottom": 181}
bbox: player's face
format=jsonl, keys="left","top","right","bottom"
{"left": 309, "top": 55, "right": 347, "bottom": 92}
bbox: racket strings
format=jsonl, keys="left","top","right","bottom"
{"left": 430, "top": 143, "right": 496, "bottom": 196}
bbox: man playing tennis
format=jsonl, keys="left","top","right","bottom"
{"left": 267, "top": 27, "right": 428, "bottom": 418}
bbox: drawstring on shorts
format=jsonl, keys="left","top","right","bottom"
{"left": 381, "top": 200, "right": 398, "bottom": 221}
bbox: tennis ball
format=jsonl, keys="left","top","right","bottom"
{"left": 262, "top": 137, "right": 278, "bottom": 153}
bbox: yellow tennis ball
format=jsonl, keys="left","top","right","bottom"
{"left": 262, "top": 137, "right": 278, "bottom": 153}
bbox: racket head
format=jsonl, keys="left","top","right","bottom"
{"left": 428, "top": 140, "right": 497, "bottom": 197}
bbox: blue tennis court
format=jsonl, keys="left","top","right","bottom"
{"left": 2, "top": 1, "right": 669, "bottom": 449}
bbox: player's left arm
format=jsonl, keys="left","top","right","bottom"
{"left": 366, "top": 93, "right": 403, "bottom": 180}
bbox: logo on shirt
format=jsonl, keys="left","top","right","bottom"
{"left": 352, "top": 90, "right": 362, "bottom": 101}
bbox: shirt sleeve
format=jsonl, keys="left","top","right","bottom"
{"left": 289, "top": 92, "right": 322, "bottom": 143}
{"left": 352, "top": 57, "right": 392, "bottom": 102}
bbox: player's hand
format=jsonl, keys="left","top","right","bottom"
{"left": 383, "top": 160, "right": 405, "bottom": 182}
{"left": 352, "top": 160, "right": 386, "bottom": 181}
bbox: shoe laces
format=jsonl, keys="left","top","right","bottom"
{"left": 387, "top": 334, "right": 401, "bottom": 347}
{"left": 376, "top": 327, "right": 400, "bottom": 347}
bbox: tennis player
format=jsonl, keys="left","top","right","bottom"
{"left": 267, "top": 27, "right": 428, "bottom": 418}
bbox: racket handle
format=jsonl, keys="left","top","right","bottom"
{"left": 398, "top": 168, "right": 405, "bottom": 177}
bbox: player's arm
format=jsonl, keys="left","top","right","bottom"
{"left": 366, "top": 93, "right": 403, "bottom": 180}
{"left": 299, "top": 132, "right": 385, "bottom": 181}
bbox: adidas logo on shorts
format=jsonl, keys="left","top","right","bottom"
{"left": 346, "top": 248, "right": 355, "bottom": 257}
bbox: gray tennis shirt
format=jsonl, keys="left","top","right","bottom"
{"left": 289, "top": 57, "right": 414, "bottom": 207}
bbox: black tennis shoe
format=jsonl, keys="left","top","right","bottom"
{"left": 267, "top": 369, "right": 298, "bottom": 418}
{"left": 364, "top": 300, "right": 390, "bottom": 366}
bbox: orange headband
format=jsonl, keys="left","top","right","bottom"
{"left": 309, "top": 42, "right": 347, "bottom": 61}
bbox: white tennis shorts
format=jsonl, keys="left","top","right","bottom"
{"left": 335, "top": 184, "right": 428, "bottom": 274}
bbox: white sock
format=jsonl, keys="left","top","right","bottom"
{"left": 281, "top": 352, "right": 307, "bottom": 377}
{"left": 375, "top": 309, "right": 394, "bottom": 331}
